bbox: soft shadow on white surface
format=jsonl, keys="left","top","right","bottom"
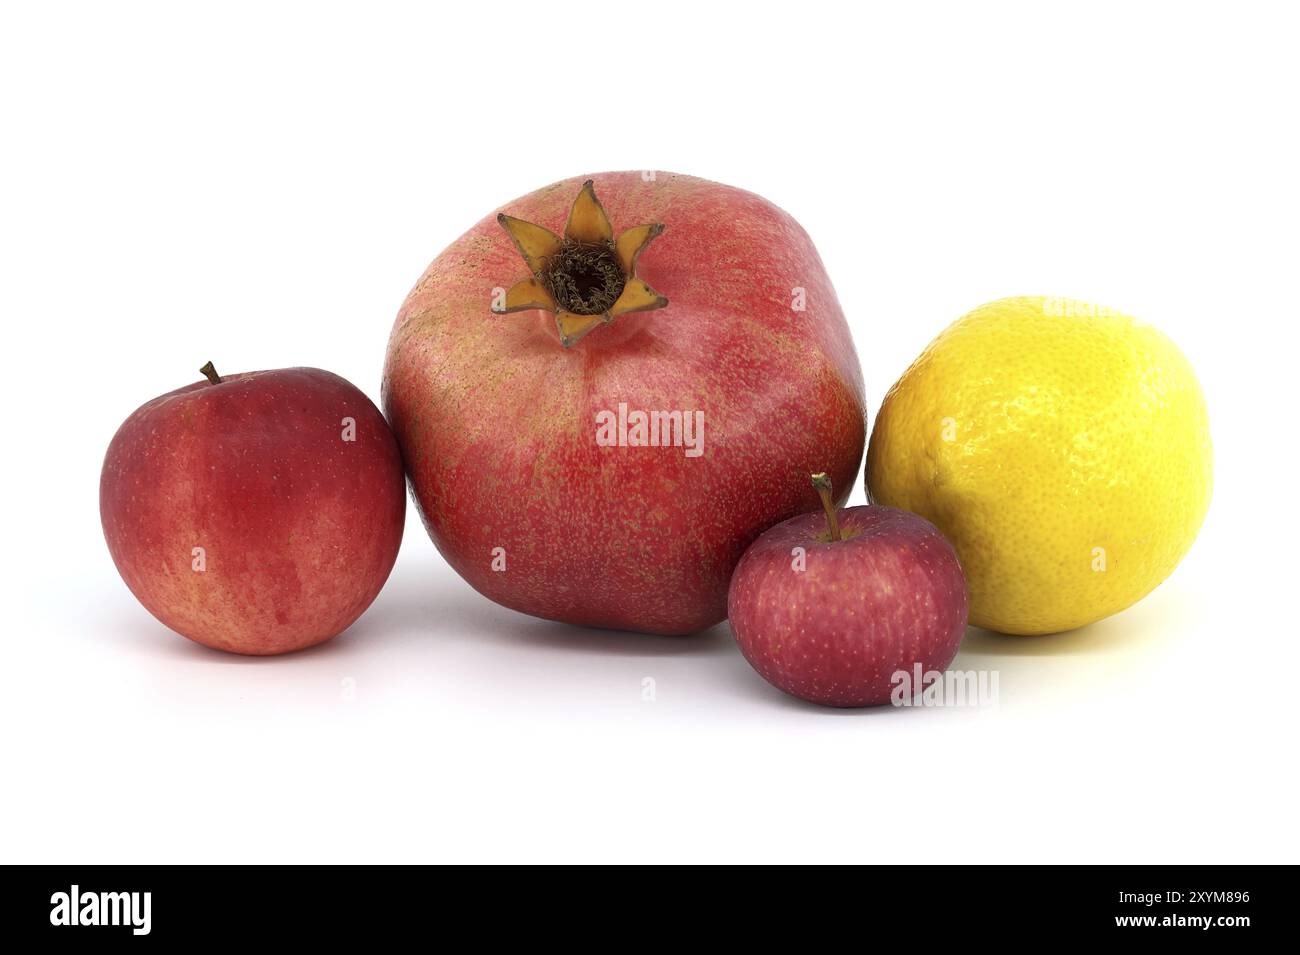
{"left": 21, "top": 535, "right": 1285, "bottom": 864}
{"left": 78, "top": 547, "right": 1201, "bottom": 718}
{"left": 957, "top": 581, "right": 1198, "bottom": 659}
{"left": 73, "top": 548, "right": 790, "bottom": 716}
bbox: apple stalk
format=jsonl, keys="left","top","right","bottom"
{"left": 810, "top": 472, "right": 842, "bottom": 542}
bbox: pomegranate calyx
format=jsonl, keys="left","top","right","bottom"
{"left": 493, "top": 179, "right": 668, "bottom": 347}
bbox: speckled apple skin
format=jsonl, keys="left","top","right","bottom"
{"left": 100, "top": 368, "right": 406, "bottom": 655}
{"left": 727, "top": 505, "right": 968, "bottom": 706}
{"left": 383, "top": 172, "right": 866, "bottom": 635}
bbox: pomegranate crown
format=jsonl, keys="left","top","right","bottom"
{"left": 492, "top": 179, "right": 668, "bottom": 347}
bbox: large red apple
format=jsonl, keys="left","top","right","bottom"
{"left": 100, "top": 364, "right": 405, "bottom": 655}
{"left": 383, "top": 173, "right": 866, "bottom": 634}
{"left": 728, "top": 474, "right": 968, "bottom": 706}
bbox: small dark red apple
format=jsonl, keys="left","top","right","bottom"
{"left": 100, "top": 363, "right": 405, "bottom": 655}
{"left": 727, "top": 474, "right": 968, "bottom": 707}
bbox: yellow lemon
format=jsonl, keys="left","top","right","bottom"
{"left": 866, "top": 296, "right": 1212, "bottom": 635}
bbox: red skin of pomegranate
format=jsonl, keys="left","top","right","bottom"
{"left": 727, "top": 505, "right": 968, "bottom": 706}
{"left": 100, "top": 368, "right": 405, "bottom": 655}
{"left": 383, "top": 172, "right": 866, "bottom": 634}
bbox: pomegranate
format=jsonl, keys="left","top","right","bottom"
{"left": 383, "top": 172, "right": 865, "bottom": 634}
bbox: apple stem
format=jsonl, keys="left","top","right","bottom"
{"left": 810, "top": 472, "right": 842, "bottom": 542}
{"left": 199, "top": 361, "right": 222, "bottom": 385}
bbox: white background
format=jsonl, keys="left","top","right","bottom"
{"left": 2, "top": 1, "right": 1296, "bottom": 863}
